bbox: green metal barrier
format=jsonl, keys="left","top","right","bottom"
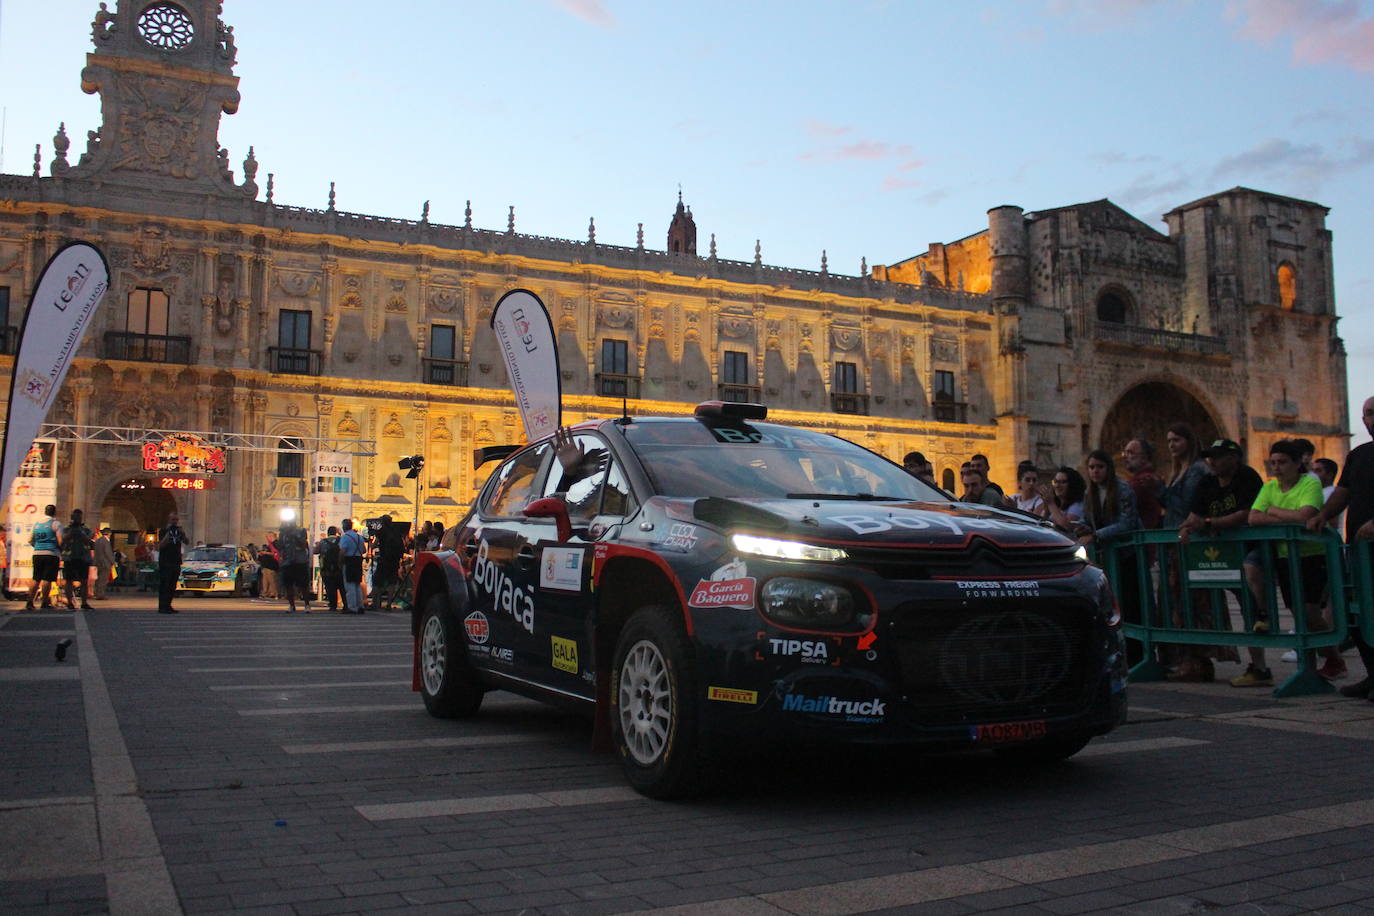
{"left": 1098, "top": 525, "right": 1349, "bottom": 698}
{"left": 1354, "top": 538, "right": 1373, "bottom": 650}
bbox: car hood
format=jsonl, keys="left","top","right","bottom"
{"left": 181, "top": 561, "right": 233, "bottom": 571}
{"left": 689, "top": 496, "right": 1071, "bottom": 549}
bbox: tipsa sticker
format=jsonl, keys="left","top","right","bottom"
{"left": 707, "top": 686, "right": 758, "bottom": 704}
{"left": 540, "top": 547, "right": 584, "bottom": 592}
{"left": 464, "top": 611, "right": 490, "bottom": 645}
{"left": 551, "top": 635, "right": 579, "bottom": 674}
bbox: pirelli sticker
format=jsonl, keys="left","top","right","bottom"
{"left": 707, "top": 686, "right": 758, "bottom": 705}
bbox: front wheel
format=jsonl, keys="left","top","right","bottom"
{"left": 611, "top": 606, "right": 705, "bottom": 799}
{"left": 418, "top": 592, "right": 483, "bottom": 718}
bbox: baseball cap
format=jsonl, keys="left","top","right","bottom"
{"left": 1202, "top": 438, "right": 1242, "bottom": 458}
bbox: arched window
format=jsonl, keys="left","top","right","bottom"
{"left": 1277, "top": 263, "right": 1297, "bottom": 310}
{"left": 1095, "top": 290, "right": 1130, "bottom": 324}
{"left": 942, "top": 467, "right": 955, "bottom": 492}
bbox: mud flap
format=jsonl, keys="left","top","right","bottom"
{"left": 411, "top": 634, "right": 422, "bottom": 692}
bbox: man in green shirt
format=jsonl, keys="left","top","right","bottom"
{"left": 1231, "top": 439, "right": 1342, "bottom": 687}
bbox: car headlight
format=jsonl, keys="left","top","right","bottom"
{"left": 731, "top": 533, "right": 847, "bottom": 562}
{"left": 760, "top": 577, "right": 856, "bottom": 628}
{"left": 215, "top": 569, "right": 231, "bottom": 578}
{"left": 1074, "top": 545, "right": 1090, "bottom": 563}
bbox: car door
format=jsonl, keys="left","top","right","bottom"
{"left": 460, "top": 442, "right": 552, "bottom": 677}
{"left": 533, "top": 432, "right": 640, "bottom": 697}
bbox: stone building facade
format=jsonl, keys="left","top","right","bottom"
{"left": 0, "top": 0, "right": 1349, "bottom": 544}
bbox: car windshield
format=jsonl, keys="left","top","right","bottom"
{"left": 185, "top": 547, "right": 236, "bottom": 564}
{"left": 624, "top": 419, "right": 949, "bottom": 501}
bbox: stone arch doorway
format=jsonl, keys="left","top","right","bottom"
{"left": 1099, "top": 382, "right": 1222, "bottom": 462}
{"left": 99, "top": 478, "right": 179, "bottom": 555}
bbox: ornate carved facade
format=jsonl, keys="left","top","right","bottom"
{"left": 0, "top": 1, "right": 1349, "bottom": 541}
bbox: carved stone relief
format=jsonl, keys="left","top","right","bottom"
{"left": 429, "top": 417, "right": 452, "bottom": 442}
{"left": 337, "top": 411, "right": 360, "bottom": 435}
{"left": 274, "top": 271, "right": 321, "bottom": 297}
{"left": 428, "top": 286, "right": 460, "bottom": 313}
{"left": 719, "top": 316, "right": 752, "bottom": 340}
{"left": 599, "top": 306, "right": 634, "bottom": 329}
{"left": 831, "top": 325, "right": 862, "bottom": 352}
{"left": 381, "top": 413, "right": 405, "bottom": 438}
{"left": 931, "top": 336, "right": 960, "bottom": 363}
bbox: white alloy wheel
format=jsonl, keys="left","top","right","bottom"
{"left": 421, "top": 612, "right": 447, "bottom": 696}
{"left": 618, "top": 638, "right": 672, "bottom": 765}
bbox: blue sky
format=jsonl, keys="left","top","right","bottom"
{"left": 1, "top": 0, "right": 1370, "bottom": 445}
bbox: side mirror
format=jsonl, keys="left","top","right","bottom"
{"left": 523, "top": 497, "right": 572, "bottom": 542}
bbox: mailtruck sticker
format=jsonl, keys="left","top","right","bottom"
{"left": 540, "top": 546, "right": 583, "bottom": 592}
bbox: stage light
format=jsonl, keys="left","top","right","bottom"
{"left": 399, "top": 455, "right": 425, "bottom": 479}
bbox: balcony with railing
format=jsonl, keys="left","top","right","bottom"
{"left": 596, "top": 373, "right": 641, "bottom": 399}
{"left": 933, "top": 398, "right": 969, "bottom": 424}
{"left": 718, "top": 383, "right": 762, "bottom": 403}
{"left": 831, "top": 392, "right": 870, "bottom": 415}
{"left": 101, "top": 331, "right": 193, "bottom": 364}
{"left": 424, "top": 358, "right": 469, "bottom": 386}
{"left": 1095, "top": 322, "right": 1228, "bottom": 357}
{"left": 267, "top": 346, "right": 322, "bottom": 376}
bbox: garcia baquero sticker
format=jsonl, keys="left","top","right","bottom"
{"left": 688, "top": 558, "right": 755, "bottom": 609}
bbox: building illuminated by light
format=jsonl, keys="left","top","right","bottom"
{"left": 0, "top": 0, "right": 1349, "bottom": 543}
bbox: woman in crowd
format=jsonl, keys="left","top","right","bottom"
{"left": 1162, "top": 423, "right": 1208, "bottom": 529}
{"left": 1080, "top": 449, "right": 1140, "bottom": 548}
{"left": 1043, "top": 466, "right": 1087, "bottom": 533}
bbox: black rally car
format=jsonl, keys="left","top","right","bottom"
{"left": 411, "top": 402, "right": 1127, "bottom": 798}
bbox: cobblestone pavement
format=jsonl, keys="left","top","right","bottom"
{"left": 4, "top": 595, "right": 1374, "bottom": 915}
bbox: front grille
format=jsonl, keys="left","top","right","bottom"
{"left": 182, "top": 581, "right": 217, "bottom": 590}
{"left": 890, "top": 599, "right": 1097, "bottom": 725}
{"left": 847, "top": 539, "right": 1081, "bottom": 580}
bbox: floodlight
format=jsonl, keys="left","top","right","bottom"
{"left": 279, "top": 507, "right": 296, "bottom": 523}
{"left": 399, "top": 454, "right": 425, "bottom": 479}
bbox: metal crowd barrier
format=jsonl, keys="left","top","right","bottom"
{"left": 1096, "top": 525, "right": 1353, "bottom": 698}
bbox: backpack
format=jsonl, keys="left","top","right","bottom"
{"left": 319, "top": 536, "right": 341, "bottom": 575}
{"left": 63, "top": 524, "right": 92, "bottom": 563}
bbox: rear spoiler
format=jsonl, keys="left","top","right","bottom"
{"left": 473, "top": 445, "right": 521, "bottom": 469}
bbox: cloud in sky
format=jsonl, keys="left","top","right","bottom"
{"left": 1225, "top": 0, "right": 1374, "bottom": 72}
{"left": 547, "top": 0, "right": 614, "bottom": 27}
{"left": 1210, "top": 136, "right": 1374, "bottom": 187}
{"left": 804, "top": 120, "right": 852, "bottom": 137}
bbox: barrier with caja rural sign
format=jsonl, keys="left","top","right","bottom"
{"left": 1094, "top": 525, "right": 1363, "bottom": 698}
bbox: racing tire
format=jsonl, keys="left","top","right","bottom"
{"left": 417, "top": 592, "right": 484, "bottom": 719}
{"left": 993, "top": 731, "right": 1092, "bottom": 765}
{"left": 233, "top": 573, "right": 245, "bottom": 597}
{"left": 611, "top": 606, "right": 706, "bottom": 799}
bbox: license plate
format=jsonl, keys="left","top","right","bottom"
{"left": 971, "top": 720, "right": 1047, "bottom": 744}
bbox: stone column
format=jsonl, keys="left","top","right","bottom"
{"left": 228, "top": 390, "right": 249, "bottom": 543}
{"left": 235, "top": 251, "right": 254, "bottom": 366}
{"left": 198, "top": 248, "right": 218, "bottom": 364}
{"left": 193, "top": 386, "right": 214, "bottom": 539}
{"left": 254, "top": 256, "right": 273, "bottom": 370}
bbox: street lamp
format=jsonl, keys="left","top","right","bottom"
{"left": 279, "top": 507, "right": 296, "bottom": 523}
{"left": 399, "top": 455, "right": 424, "bottom": 536}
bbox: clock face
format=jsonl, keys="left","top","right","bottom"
{"left": 137, "top": 3, "right": 195, "bottom": 50}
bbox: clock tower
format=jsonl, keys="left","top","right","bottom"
{"left": 66, "top": 1, "right": 256, "bottom": 198}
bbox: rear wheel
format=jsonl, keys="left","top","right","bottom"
{"left": 611, "top": 606, "right": 705, "bottom": 799}
{"left": 418, "top": 592, "right": 484, "bottom": 718}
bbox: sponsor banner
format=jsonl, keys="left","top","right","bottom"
{"left": 490, "top": 289, "right": 561, "bottom": 442}
{"left": 551, "top": 635, "right": 578, "bottom": 673}
{"left": 6, "top": 455, "right": 57, "bottom": 588}
{"left": 473, "top": 539, "right": 535, "bottom": 632}
{"left": 309, "top": 452, "right": 353, "bottom": 545}
{"left": 707, "top": 686, "right": 758, "bottom": 705}
{"left": 1185, "top": 543, "right": 1246, "bottom": 586}
{"left": 142, "top": 433, "right": 226, "bottom": 474}
{"left": 540, "top": 546, "right": 584, "bottom": 592}
{"left": 764, "top": 637, "right": 832, "bottom": 664}
{"left": 0, "top": 242, "right": 110, "bottom": 500}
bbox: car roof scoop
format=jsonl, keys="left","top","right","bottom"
{"left": 692, "top": 497, "right": 788, "bottom": 531}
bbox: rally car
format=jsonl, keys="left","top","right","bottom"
{"left": 411, "top": 402, "right": 1127, "bottom": 798}
{"left": 178, "top": 544, "right": 258, "bottom": 596}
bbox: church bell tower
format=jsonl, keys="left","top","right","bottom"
{"left": 66, "top": 1, "right": 256, "bottom": 198}
{"left": 667, "top": 192, "right": 697, "bottom": 255}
